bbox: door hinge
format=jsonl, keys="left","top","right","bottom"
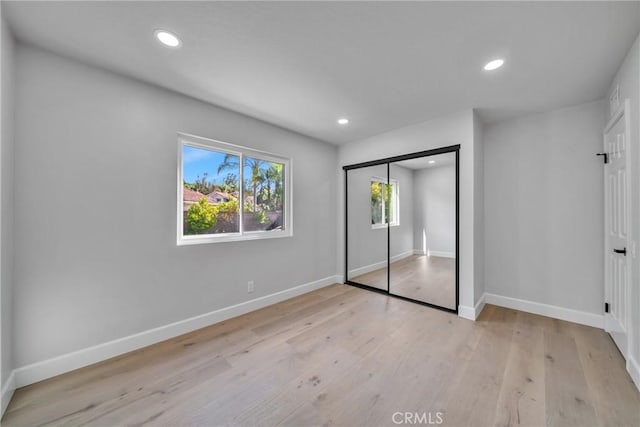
{"left": 596, "top": 152, "right": 609, "bottom": 164}
{"left": 605, "top": 302, "right": 610, "bottom": 313}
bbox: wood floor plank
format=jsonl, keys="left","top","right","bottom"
{"left": 283, "top": 356, "right": 391, "bottom": 426}
{"left": 492, "top": 311, "right": 546, "bottom": 427}
{"left": 544, "top": 328, "right": 599, "bottom": 426}
{"left": 6, "top": 285, "right": 346, "bottom": 415}
{"left": 249, "top": 286, "right": 361, "bottom": 337}
{"left": 2, "top": 288, "right": 638, "bottom": 427}
{"left": 227, "top": 342, "right": 360, "bottom": 426}
{"left": 571, "top": 323, "right": 640, "bottom": 427}
{"left": 53, "top": 355, "right": 232, "bottom": 427}
{"left": 440, "top": 306, "right": 517, "bottom": 426}
{"left": 286, "top": 292, "right": 421, "bottom": 359}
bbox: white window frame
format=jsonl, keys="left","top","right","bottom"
{"left": 177, "top": 132, "right": 293, "bottom": 245}
{"left": 371, "top": 176, "right": 400, "bottom": 229}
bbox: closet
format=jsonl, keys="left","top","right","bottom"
{"left": 344, "top": 145, "right": 459, "bottom": 312}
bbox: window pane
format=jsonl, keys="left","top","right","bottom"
{"left": 243, "top": 156, "right": 285, "bottom": 232}
{"left": 385, "top": 183, "right": 394, "bottom": 224}
{"left": 371, "top": 181, "right": 383, "bottom": 225}
{"left": 182, "top": 145, "right": 240, "bottom": 235}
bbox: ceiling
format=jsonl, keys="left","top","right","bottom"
{"left": 395, "top": 152, "right": 456, "bottom": 170}
{"left": 4, "top": 1, "right": 640, "bottom": 145}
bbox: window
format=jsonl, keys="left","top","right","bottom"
{"left": 371, "top": 177, "right": 399, "bottom": 228}
{"left": 178, "top": 133, "right": 292, "bottom": 245}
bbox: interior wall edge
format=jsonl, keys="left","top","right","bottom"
{"left": 458, "top": 291, "right": 485, "bottom": 321}
{"left": 11, "top": 274, "right": 340, "bottom": 389}
{"left": 628, "top": 354, "right": 640, "bottom": 392}
{"left": 0, "top": 369, "right": 14, "bottom": 418}
{"left": 0, "top": 9, "right": 16, "bottom": 415}
{"left": 472, "top": 109, "right": 485, "bottom": 307}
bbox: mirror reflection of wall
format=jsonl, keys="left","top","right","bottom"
{"left": 388, "top": 162, "right": 414, "bottom": 267}
{"left": 390, "top": 152, "right": 456, "bottom": 309}
{"left": 347, "top": 164, "right": 388, "bottom": 291}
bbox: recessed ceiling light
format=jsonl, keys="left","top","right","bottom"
{"left": 428, "top": 160, "right": 436, "bottom": 164}
{"left": 337, "top": 118, "right": 349, "bottom": 125}
{"left": 484, "top": 59, "right": 504, "bottom": 71}
{"left": 155, "top": 30, "right": 181, "bottom": 48}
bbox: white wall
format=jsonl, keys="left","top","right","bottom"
{"left": 389, "top": 164, "right": 414, "bottom": 259}
{"left": 608, "top": 32, "right": 640, "bottom": 387}
{"left": 1, "top": 14, "right": 15, "bottom": 411}
{"left": 484, "top": 100, "right": 605, "bottom": 315}
{"left": 12, "top": 44, "right": 338, "bottom": 369}
{"left": 412, "top": 164, "right": 456, "bottom": 257}
{"left": 338, "top": 109, "right": 480, "bottom": 312}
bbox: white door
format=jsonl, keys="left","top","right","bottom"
{"left": 603, "top": 99, "right": 631, "bottom": 358}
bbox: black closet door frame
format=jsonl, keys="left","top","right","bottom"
{"left": 343, "top": 144, "right": 460, "bottom": 314}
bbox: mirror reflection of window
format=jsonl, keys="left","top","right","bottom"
{"left": 370, "top": 178, "right": 399, "bottom": 228}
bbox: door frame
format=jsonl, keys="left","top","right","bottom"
{"left": 603, "top": 98, "right": 632, "bottom": 361}
{"left": 343, "top": 144, "right": 460, "bottom": 314}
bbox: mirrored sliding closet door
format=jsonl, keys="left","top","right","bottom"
{"left": 344, "top": 146, "right": 459, "bottom": 313}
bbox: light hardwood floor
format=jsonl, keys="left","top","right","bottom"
{"left": 351, "top": 255, "right": 456, "bottom": 309}
{"left": 3, "top": 284, "right": 639, "bottom": 426}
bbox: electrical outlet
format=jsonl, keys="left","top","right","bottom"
{"left": 248, "top": 280, "right": 255, "bottom": 293}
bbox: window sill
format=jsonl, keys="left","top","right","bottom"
{"left": 371, "top": 223, "right": 400, "bottom": 230}
{"left": 177, "top": 229, "right": 293, "bottom": 246}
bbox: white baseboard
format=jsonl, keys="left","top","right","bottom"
{"left": 475, "top": 293, "right": 487, "bottom": 319}
{"left": 392, "top": 251, "right": 414, "bottom": 263}
{"left": 484, "top": 293, "right": 604, "bottom": 329}
{"left": 427, "top": 250, "right": 456, "bottom": 258}
{"left": 458, "top": 293, "right": 486, "bottom": 321}
{"left": 348, "top": 250, "right": 414, "bottom": 277}
{"left": 413, "top": 249, "right": 456, "bottom": 259}
{"left": 13, "top": 275, "right": 340, "bottom": 389}
{"left": 628, "top": 355, "right": 640, "bottom": 392}
{"left": 457, "top": 305, "right": 475, "bottom": 320}
{"left": 348, "top": 259, "right": 386, "bottom": 278}
{"left": 1, "top": 370, "right": 15, "bottom": 417}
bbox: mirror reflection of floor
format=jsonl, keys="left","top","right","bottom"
{"left": 391, "top": 255, "right": 456, "bottom": 309}
{"left": 348, "top": 264, "right": 388, "bottom": 291}
{"left": 350, "top": 255, "right": 456, "bottom": 310}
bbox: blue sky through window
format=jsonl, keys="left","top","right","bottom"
{"left": 182, "top": 145, "right": 236, "bottom": 186}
